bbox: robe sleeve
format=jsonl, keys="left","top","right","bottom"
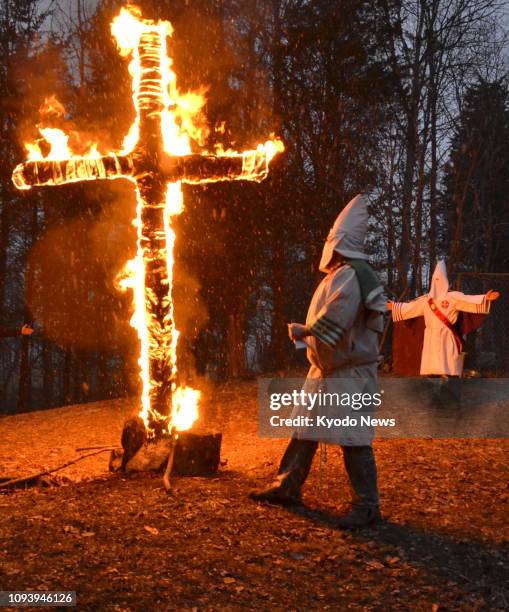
{"left": 391, "top": 296, "right": 426, "bottom": 322}
{"left": 450, "top": 292, "right": 491, "bottom": 314}
{"left": 308, "top": 266, "right": 360, "bottom": 348}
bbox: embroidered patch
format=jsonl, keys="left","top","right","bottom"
{"left": 441, "top": 300, "right": 449, "bottom": 309}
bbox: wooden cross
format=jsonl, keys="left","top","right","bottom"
{"left": 12, "top": 8, "right": 281, "bottom": 435}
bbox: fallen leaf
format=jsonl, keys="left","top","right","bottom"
{"left": 365, "top": 560, "right": 384, "bottom": 570}
{"left": 144, "top": 525, "right": 159, "bottom": 536}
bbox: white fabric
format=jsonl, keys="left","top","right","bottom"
{"left": 392, "top": 281, "right": 490, "bottom": 375}
{"left": 429, "top": 260, "right": 449, "bottom": 299}
{"left": 319, "top": 194, "right": 369, "bottom": 272}
{"left": 291, "top": 264, "right": 382, "bottom": 445}
{"left": 365, "top": 285, "right": 387, "bottom": 315}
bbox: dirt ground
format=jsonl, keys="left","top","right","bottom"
{"left": 0, "top": 380, "right": 508, "bottom": 611}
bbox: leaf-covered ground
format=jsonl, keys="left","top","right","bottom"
{"left": 0, "top": 381, "right": 507, "bottom": 610}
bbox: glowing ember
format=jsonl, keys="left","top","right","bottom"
{"left": 12, "top": 6, "right": 283, "bottom": 437}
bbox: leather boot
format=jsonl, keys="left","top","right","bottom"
{"left": 336, "top": 504, "right": 381, "bottom": 529}
{"left": 249, "top": 483, "right": 302, "bottom": 506}
{"left": 250, "top": 438, "right": 317, "bottom": 506}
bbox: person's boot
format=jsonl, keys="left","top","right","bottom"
{"left": 336, "top": 505, "right": 381, "bottom": 529}
{"left": 249, "top": 482, "right": 302, "bottom": 506}
{"left": 250, "top": 438, "right": 317, "bottom": 507}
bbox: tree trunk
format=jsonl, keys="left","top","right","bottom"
{"left": 42, "top": 338, "right": 53, "bottom": 408}
{"left": 399, "top": 115, "right": 418, "bottom": 292}
{"left": 226, "top": 309, "right": 246, "bottom": 379}
{"left": 428, "top": 102, "right": 438, "bottom": 283}
{"left": 62, "top": 347, "right": 73, "bottom": 405}
{"left": 411, "top": 120, "right": 429, "bottom": 295}
{"left": 427, "top": 6, "right": 439, "bottom": 284}
{"left": 397, "top": 2, "right": 425, "bottom": 293}
{"left": 16, "top": 335, "right": 30, "bottom": 412}
{"left": 268, "top": 0, "right": 288, "bottom": 370}
{"left": 96, "top": 351, "right": 110, "bottom": 399}
{"left": 0, "top": 202, "right": 9, "bottom": 314}
{"left": 269, "top": 248, "right": 287, "bottom": 370}
{"left": 17, "top": 199, "right": 39, "bottom": 412}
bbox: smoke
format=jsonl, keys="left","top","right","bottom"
{"left": 26, "top": 180, "right": 136, "bottom": 352}
{"left": 26, "top": 179, "right": 210, "bottom": 388}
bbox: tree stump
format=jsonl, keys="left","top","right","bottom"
{"left": 172, "top": 431, "right": 222, "bottom": 476}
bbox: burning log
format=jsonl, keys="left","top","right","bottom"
{"left": 159, "top": 151, "right": 271, "bottom": 184}
{"left": 12, "top": 155, "right": 133, "bottom": 190}
{"left": 110, "top": 417, "right": 222, "bottom": 482}
{"left": 13, "top": 150, "right": 270, "bottom": 192}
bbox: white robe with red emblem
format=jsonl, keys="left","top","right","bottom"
{"left": 392, "top": 262, "right": 491, "bottom": 376}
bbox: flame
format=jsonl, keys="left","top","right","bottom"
{"left": 40, "top": 95, "right": 66, "bottom": 118}
{"left": 116, "top": 252, "right": 151, "bottom": 423}
{"left": 171, "top": 387, "right": 200, "bottom": 431}
{"left": 110, "top": 7, "right": 145, "bottom": 54}
{"left": 111, "top": 7, "right": 202, "bottom": 435}
{"left": 260, "top": 138, "right": 285, "bottom": 163}
{"left": 25, "top": 124, "right": 103, "bottom": 162}
{"left": 214, "top": 137, "right": 285, "bottom": 163}
{"left": 18, "top": 6, "right": 283, "bottom": 437}
{"left": 26, "top": 128, "right": 70, "bottom": 160}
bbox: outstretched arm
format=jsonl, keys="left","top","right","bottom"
{"left": 454, "top": 290, "right": 499, "bottom": 314}
{"left": 389, "top": 296, "right": 426, "bottom": 322}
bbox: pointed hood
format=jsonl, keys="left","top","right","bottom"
{"left": 319, "top": 194, "right": 369, "bottom": 272}
{"left": 429, "top": 260, "right": 449, "bottom": 299}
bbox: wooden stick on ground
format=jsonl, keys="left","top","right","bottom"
{"left": 162, "top": 430, "right": 177, "bottom": 493}
{"left": 0, "top": 448, "right": 115, "bottom": 490}
{"left": 75, "top": 445, "right": 122, "bottom": 452}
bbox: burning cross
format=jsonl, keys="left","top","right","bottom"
{"left": 12, "top": 7, "right": 282, "bottom": 436}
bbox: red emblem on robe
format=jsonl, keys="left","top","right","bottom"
{"left": 441, "top": 300, "right": 449, "bottom": 309}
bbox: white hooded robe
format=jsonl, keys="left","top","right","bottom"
{"left": 294, "top": 194, "right": 386, "bottom": 446}
{"left": 391, "top": 261, "right": 491, "bottom": 376}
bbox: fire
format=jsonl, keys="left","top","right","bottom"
{"left": 39, "top": 94, "right": 66, "bottom": 118}
{"left": 25, "top": 94, "right": 102, "bottom": 163}
{"left": 26, "top": 128, "right": 70, "bottom": 161}
{"left": 171, "top": 387, "right": 200, "bottom": 431}
{"left": 24, "top": 126, "right": 102, "bottom": 162}
{"left": 110, "top": 7, "right": 203, "bottom": 434}
{"left": 14, "top": 5, "right": 284, "bottom": 437}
